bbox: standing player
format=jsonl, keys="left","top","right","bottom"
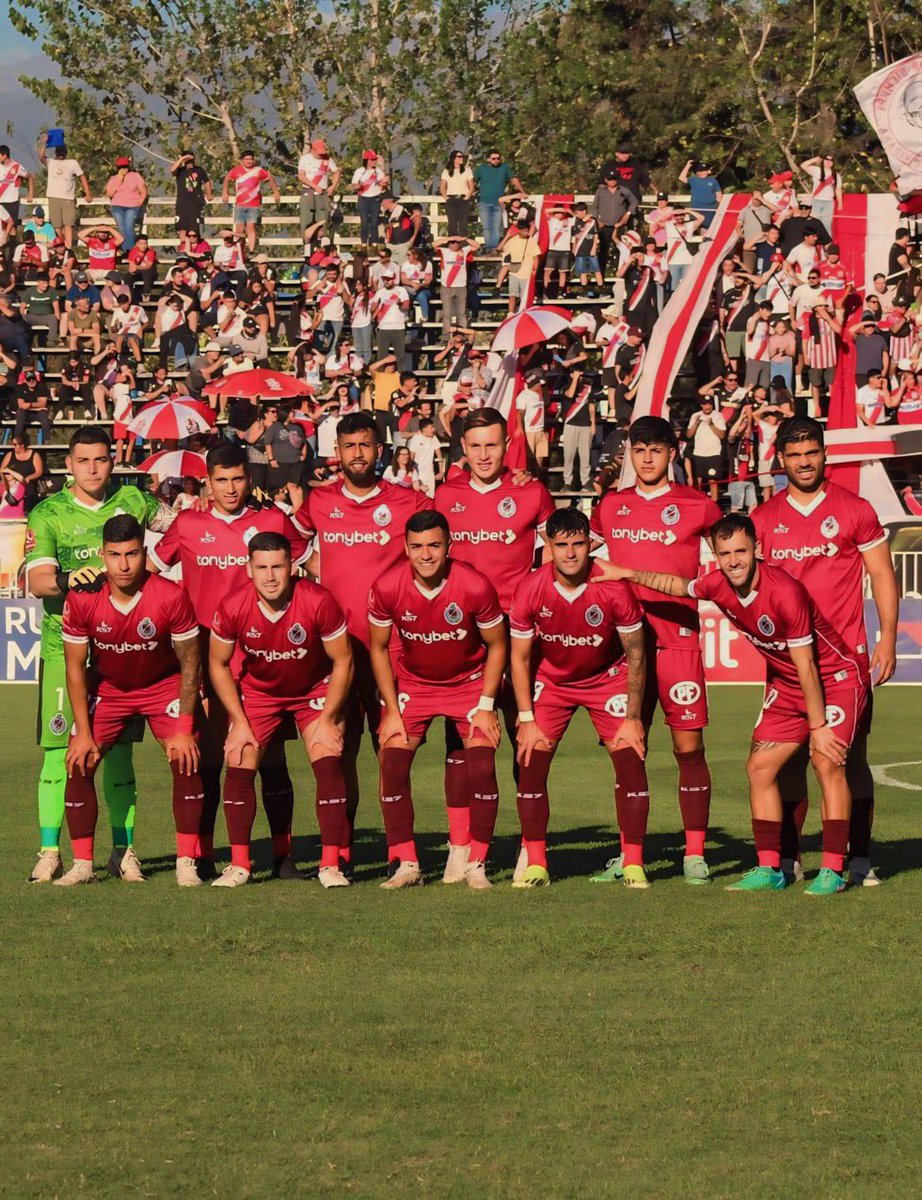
{"left": 368, "top": 511, "right": 507, "bottom": 889}
{"left": 434, "top": 406, "right": 555, "bottom": 880}
{"left": 293, "top": 413, "right": 432, "bottom": 866}
{"left": 589, "top": 416, "right": 721, "bottom": 885}
{"left": 509, "top": 509, "right": 648, "bottom": 888}
{"left": 752, "top": 417, "right": 898, "bottom": 885}
{"left": 57, "top": 516, "right": 204, "bottom": 886}
{"left": 148, "top": 444, "right": 310, "bottom": 880}
{"left": 25, "top": 426, "right": 175, "bottom": 883}
{"left": 596, "top": 514, "right": 865, "bottom": 894}
{"left": 209, "top": 533, "right": 354, "bottom": 888}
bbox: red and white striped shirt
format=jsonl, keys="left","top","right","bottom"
{"left": 801, "top": 312, "right": 838, "bottom": 370}
{"left": 227, "top": 165, "right": 270, "bottom": 208}
{"left": 438, "top": 246, "right": 472, "bottom": 289}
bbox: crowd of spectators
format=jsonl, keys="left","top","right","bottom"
{"left": 0, "top": 133, "right": 919, "bottom": 518}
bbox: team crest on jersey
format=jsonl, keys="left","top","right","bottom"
{"left": 165, "top": 699, "right": 180, "bottom": 718}
{"left": 137, "top": 618, "right": 157, "bottom": 639}
{"left": 373, "top": 504, "right": 392, "bottom": 527}
{"left": 757, "top": 615, "right": 775, "bottom": 637}
{"left": 669, "top": 681, "right": 701, "bottom": 705}
{"left": 497, "top": 496, "right": 517, "bottom": 519}
{"left": 243, "top": 526, "right": 259, "bottom": 545}
{"left": 820, "top": 515, "right": 839, "bottom": 539}
{"left": 200, "top": 531, "right": 216, "bottom": 544}
{"left": 661, "top": 504, "right": 680, "bottom": 526}
{"left": 604, "top": 694, "right": 627, "bottom": 717}
{"left": 825, "top": 704, "right": 845, "bottom": 728}
{"left": 287, "top": 623, "right": 307, "bottom": 645}
{"left": 444, "top": 603, "right": 463, "bottom": 626}
{"left": 49, "top": 712, "right": 68, "bottom": 736}
{"left": 329, "top": 506, "right": 344, "bottom": 519}
{"left": 585, "top": 604, "right": 604, "bottom": 627}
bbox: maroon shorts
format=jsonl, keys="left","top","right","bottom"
{"left": 533, "top": 669, "right": 629, "bottom": 744}
{"left": 642, "top": 644, "right": 709, "bottom": 730}
{"left": 753, "top": 676, "right": 866, "bottom": 747}
{"left": 392, "top": 673, "right": 491, "bottom": 743}
{"left": 90, "top": 675, "right": 188, "bottom": 744}
{"left": 241, "top": 680, "right": 330, "bottom": 745}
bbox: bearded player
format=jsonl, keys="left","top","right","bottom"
{"left": 293, "top": 412, "right": 432, "bottom": 869}
{"left": 57, "top": 516, "right": 204, "bottom": 886}
{"left": 368, "top": 511, "right": 507, "bottom": 890}
{"left": 148, "top": 443, "right": 310, "bottom": 881}
{"left": 433, "top": 406, "right": 554, "bottom": 882}
{"left": 596, "top": 514, "right": 865, "bottom": 895}
{"left": 208, "top": 533, "right": 354, "bottom": 888}
{"left": 589, "top": 416, "right": 721, "bottom": 885}
{"left": 752, "top": 417, "right": 898, "bottom": 886}
{"left": 509, "top": 508, "right": 648, "bottom": 888}
{"left": 25, "top": 425, "right": 177, "bottom": 884}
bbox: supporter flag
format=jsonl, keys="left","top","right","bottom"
{"left": 855, "top": 53, "right": 922, "bottom": 194}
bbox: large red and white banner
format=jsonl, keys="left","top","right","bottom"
{"left": 855, "top": 53, "right": 922, "bottom": 194}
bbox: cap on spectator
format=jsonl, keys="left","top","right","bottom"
{"left": 898, "top": 358, "right": 914, "bottom": 371}
{"left": 458, "top": 369, "right": 475, "bottom": 385}
{"left": 628, "top": 325, "right": 644, "bottom": 339}
{"left": 757, "top": 300, "right": 772, "bottom": 310}
{"left": 204, "top": 340, "right": 221, "bottom": 352}
{"left": 227, "top": 345, "right": 244, "bottom": 357}
{"left": 468, "top": 346, "right": 486, "bottom": 358}
{"left": 621, "top": 230, "right": 642, "bottom": 247}
{"left": 381, "top": 267, "right": 396, "bottom": 279}
{"left": 604, "top": 171, "right": 619, "bottom": 182}
{"left": 826, "top": 242, "right": 840, "bottom": 254}
{"left": 696, "top": 162, "right": 710, "bottom": 172}
{"left": 254, "top": 253, "right": 269, "bottom": 263}
{"left": 115, "top": 156, "right": 131, "bottom": 167}
{"left": 656, "top": 191, "right": 669, "bottom": 201}
{"left": 311, "top": 139, "right": 328, "bottom": 154}
{"left": 616, "top": 142, "right": 631, "bottom": 153}
{"left": 52, "top": 235, "right": 65, "bottom": 246}
{"left": 860, "top": 310, "right": 877, "bottom": 323}
{"left": 362, "top": 149, "right": 377, "bottom": 161}
{"left": 33, "top": 205, "right": 44, "bottom": 218}
{"left": 74, "top": 270, "right": 89, "bottom": 282}
{"left": 524, "top": 368, "right": 544, "bottom": 385}
{"left": 105, "top": 270, "right": 122, "bottom": 281}
{"left": 243, "top": 315, "right": 258, "bottom": 327}
{"left": 321, "top": 256, "right": 338, "bottom": 267}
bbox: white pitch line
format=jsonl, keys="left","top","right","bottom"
{"left": 871, "top": 761, "right": 922, "bottom": 791}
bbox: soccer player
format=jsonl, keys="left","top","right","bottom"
{"left": 752, "top": 417, "right": 898, "bottom": 886}
{"left": 434, "top": 406, "right": 554, "bottom": 881}
{"left": 293, "top": 413, "right": 432, "bottom": 865}
{"left": 589, "top": 415, "right": 721, "bottom": 885}
{"left": 25, "top": 425, "right": 176, "bottom": 883}
{"left": 368, "top": 511, "right": 507, "bottom": 890}
{"left": 596, "top": 513, "right": 865, "bottom": 894}
{"left": 509, "top": 508, "right": 648, "bottom": 888}
{"left": 57, "top": 516, "right": 203, "bottom": 886}
{"left": 209, "top": 533, "right": 354, "bottom": 888}
{"left": 148, "top": 444, "right": 310, "bottom": 880}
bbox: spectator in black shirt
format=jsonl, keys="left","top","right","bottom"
{"left": 598, "top": 144, "right": 650, "bottom": 203}
{"left": 14, "top": 366, "right": 52, "bottom": 441}
{"left": 778, "top": 201, "right": 829, "bottom": 255}
{"left": 171, "top": 152, "right": 213, "bottom": 236}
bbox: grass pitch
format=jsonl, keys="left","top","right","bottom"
{"left": 3, "top": 684, "right": 921, "bottom": 1198}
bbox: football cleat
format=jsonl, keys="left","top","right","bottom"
{"left": 211, "top": 865, "right": 251, "bottom": 888}
{"left": 590, "top": 854, "right": 624, "bottom": 883}
{"left": 380, "top": 861, "right": 423, "bottom": 890}
{"left": 464, "top": 860, "right": 492, "bottom": 891}
{"left": 622, "top": 864, "right": 650, "bottom": 889}
{"left": 442, "top": 842, "right": 470, "bottom": 884}
{"left": 272, "top": 855, "right": 308, "bottom": 881}
{"left": 683, "top": 855, "right": 710, "bottom": 885}
{"left": 29, "top": 849, "right": 62, "bottom": 883}
{"left": 804, "top": 868, "right": 847, "bottom": 896}
{"left": 726, "top": 866, "right": 787, "bottom": 892}
{"left": 318, "top": 865, "right": 352, "bottom": 889}
{"left": 107, "top": 846, "right": 146, "bottom": 882}
{"left": 847, "top": 858, "right": 882, "bottom": 888}
{"left": 175, "top": 856, "right": 202, "bottom": 887}
{"left": 781, "top": 857, "right": 805, "bottom": 884}
{"left": 52, "top": 860, "right": 97, "bottom": 887}
{"left": 511, "top": 864, "right": 550, "bottom": 889}
{"left": 512, "top": 844, "right": 528, "bottom": 884}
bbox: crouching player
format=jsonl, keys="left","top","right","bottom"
{"left": 509, "top": 509, "right": 649, "bottom": 888}
{"left": 596, "top": 513, "right": 864, "bottom": 894}
{"left": 368, "top": 511, "right": 507, "bottom": 890}
{"left": 58, "top": 515, "right": 204, "bottom": 886}
{"left": 208, "top": 533, "right": 354, "bottom": 888}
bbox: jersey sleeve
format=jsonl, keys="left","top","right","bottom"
{"left": 211, "top": 597, "right": 238, "bottom": 645}
{"left": 24, "top": 502, "right": 59, "bottom": 569}
{"left": 471, "top": 573, "right": 504, "bottom": 630}
{"left": 148, "top": 511, "right": 182, "bottom": 571}
{"left": 61, "top": 593, "right": 89, "bottom": 644}
{"left": 851, "top": 496, "right": 887, "bottom": 553}
{"left": 700, "top": 496, "right": 724, "bottom": 533}
{"left": 589, "top": 498, "right": 605, "bottom": 540}
{"left": 414, "top": 489, "right": 435, "bottom": 513}
{"left": 509, "top": 579, "right": 537, "bottom": 638}
{"left": 535, "top": 485, "right": 556, "bottom": 531}
{"left": 316, "top": 588, "right": 348, "bottom": 641}
{"left": 169, "top": 585, "right": 199, "bottom": 642}
{"left": 687, "top": 569, "right": 720, "bottom": 602}
{"left": 367, "top": 579, "right": 394, "bottom": 627}
{"left": 613, "top": 582, "right": 644, "bottom": 632}
{"left": 292, "top": 494, "right": 317, "bottom": 539}
{"left": 279, "top": 513, "right": 311, "bottom": 566}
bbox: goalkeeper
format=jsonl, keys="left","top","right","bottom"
{"left": 24, "top": 426, "right": 177, "bottom": 883}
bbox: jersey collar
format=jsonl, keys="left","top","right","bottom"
{"left": 785, "top": 488, "right": 826, "bottom": 517}
{"left": 737, "top": 588, "right": 759, "bottom": 608}
{"left": 413, "top": 576, "right": 448, "bottom": 600}
{"left": 341, "top": 482, "right": 381, "bottom": 504}
{"left": 468, "top": 475, "right": 506, "bottom": 495}
{"left": 633, "top": 482, "right": 672, "bottom": 502}
{"left": 553, "top": 580, "right": 587, "bottom": 603}
{"left": 108, "top": 589, "right": 143, "bottom": 615}
{"left": 257, "top": 598, "right": 291, "bottom": 623}
{"left": 208, "top": 505, "right": 249, "bottom": 524}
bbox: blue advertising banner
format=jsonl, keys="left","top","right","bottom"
{"left": 0, "top": 599, "right": 43, "bottom": 683}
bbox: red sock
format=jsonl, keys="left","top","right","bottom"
{"left": 467, "top": 746, "right": 499, "bottom": 864}
{"left": 64, "top": 771, "right": 99, "bottom": 860}
{"left": 848, "top": 796, "right": 874, "bottom": 859}
{"left": 780, "top": 796, "right": 809, "bottom": 861}
{"left": 675, "top": 748, "right": 710, "bottom": 857}
{"left": 516, "top": 750, "right": 552, "bottom": 868}
{"left": 613, "top": 748, "right": 649, "bottom": 868}
{"left": 524, "top": 838, "right": 547, "bottom": 868}
{"left": 379, "top": 747, "right": 416, "bottom": 860}
{"left": 444, "top": 751, "right": 470, "bottom": 845}
{"left": 223, "top": 766, "right": 257, "bottom": 871}
{"left": 821, "top": 818, "right": 850, "bottom": 872}
{"left": 752, "top": 818, "right": 782, "bottom": 868}
{"left": 311, "top": 755, "right": 348, "bottom": 869}
{"left": 259, "top": 756, "right": 294, "bottom": 860}
{"left": 171, "top": 759, "right": 203, "bottom": 860}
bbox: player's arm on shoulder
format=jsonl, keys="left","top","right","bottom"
{"left": 861, "top": 537, "right": 898, "bottom": 685}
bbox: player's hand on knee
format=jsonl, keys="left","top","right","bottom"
{"left": 166, "top": 733, "right": 200, "bottom": 776}
{"left": 307, "top": 715, "right": 343, "bottom": 757}
{"left": 379, "top": 710, "right": 409, "bottom": 749}
{"left": 224, "top": 722, "right": 258, "bottom": 767}
{"left": 516, "top": 721, "right": 550, "bottom": 766}
{"left": 613, "top": 717, "right": 646, "bottom": 760}
{"left": 809, "top": 725, "right": 848, "bottom": 767}
{"left": 66, "top": 733, "right": 100, "bottom": 777}
{"left": 468, "top": 709, "right": 501, "bottom": 748}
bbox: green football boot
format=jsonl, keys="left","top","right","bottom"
{"left": 589, "top": 855, "right": 624, "bottom": 883}
{"left": 725, "top": 866, "right": 787, "bottom": 892}
{"left": 804, "top": 868, "right": 847, "bottom": 896}
{"left": 683, "top": 855, "right": 711, "bottom": 885}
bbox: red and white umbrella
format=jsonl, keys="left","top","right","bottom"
{"left": 203, "top": 368, "right": 312, "bottom": 400}
{"left": 490, "top": 305, "right": 574, "bottom": 352}
{"left": 128, "top": 398, "right": 215, "bottom": 440}
{"left": 137, "top": 450, "right": 208, "bottom": 478}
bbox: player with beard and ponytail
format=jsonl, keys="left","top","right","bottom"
{"left": 148, "top": 443, "right": 309, "bottom": 882}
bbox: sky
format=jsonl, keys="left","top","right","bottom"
{"left": 0, "top": 11, "right": 55, "bottom": 170}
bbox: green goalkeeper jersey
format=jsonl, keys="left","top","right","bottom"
{"left": 25, "top": 484, "right": 164, "bottom": 659}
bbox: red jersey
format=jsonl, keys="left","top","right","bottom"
{"left": 149, "top": 504, "right": 309, "bottom": 630}
{"left": 818, "top": 261, "right": 848, "bottom": 300}
{"left": 227, "top": 164, "right": 270, "bottom": 208}
{"left": 591, "top": 483, "right": 721, "bottom": 647}
{"left": 434, "top": 471, "right": 555, "bottom": 612}
{"left": 294, "top": 481, "right": 432, "bottom": 644}
{"left": 690, "top": 564, "right": 858, "bottom": 689}
{"left": 62, "top": 573, "right": 198, "bottom": 694}
{"left": 212, "top": 578, "right": 346, "bottom": 700}
{"left": 509, "top": 561, "right": 643, "bottom": 687}
{"left": 751, "top": 482, "right": 886, "bottom": 662}
{"left": 368, "top": 560, "right": 503, "bottom": 686}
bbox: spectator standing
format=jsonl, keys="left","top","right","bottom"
{"left": 687, "top": 397, "right": 726, "bottom": 501}
{"left": 738, "top": 191, "right": 774, "bottom": 272}
{"left": 543, "top": 204, "right": 573, "bottom": 297}
{"left": 598, "top": 143, "right": 650, "bottom": 205}
{"left": 0, "top": 146, "right": 34, "bottom": 228}
{"left": 516, "top": 369, "right": 549, "bottom": 473}
{"left": 297, "top": 138, "right": 340, "bottom": 233}
{"left": 768, "top": 318, "right": 796, "bottom": 390}
{"left": 0, "top": 433, "right": 43, "bottom": 513}
{"left": 800, "top": 155, "right": 842, "bottom": 235}
{"left": 406, "top": 417, "right": 442, "bottom": 496}
{"left": 440, "top": 151, "right": 475, "bottom": 237}
{"left": 382, "top": 196, "right": 420, "bottom": 266}
{"left": 104, "top": 157, "right": 148, "bottom": 251}
{"left": 351, "top": 151, "right": 390, "bottom": 246}
{"left": 558, "top": 378, "right": 596, "bottom": 492}
{"left": 264, "top": 404, "right": 309, "bottom": 510}
{"left": 591, "top": 173, "right": 637, "bottom": 276}
{"left": 570, "top": 202, "right": 604, "bottom": 294}
{"left": 474, "top": 150, "right": 521, "bottom": 252}
{"left": 170, "top": 151, "right": 213, "bottom": 236}
{"left": 435, "top": 235, "right": 477, "bottom": 335}
{"left": 38, "top": 138, "right": 90, "bottom": 249}
{"left": 222, "top": 151, "right": 281, "bottom": 252}
{"left": 370, "top": 268, "right": 411, "bottom": 363}
{"left": 500, "top": 220, "right": 541, "bottom": 314}
{"left": 679, "top": 159, "right": 722, "bottom": 226}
